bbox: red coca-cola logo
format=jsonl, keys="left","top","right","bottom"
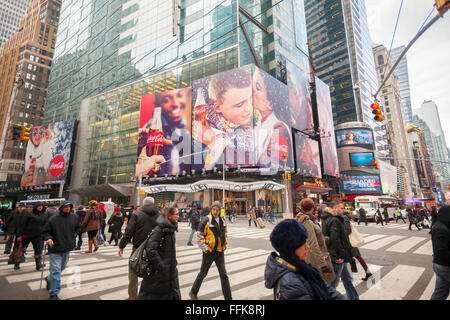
{"left": 194, "top": 105, "right": 206, "bottom": 116}
{"left": 147, "top": 131, "right": 164, "bottom": 145}
{"left": 49, "top": 155, "right": 65, "bottom": 177}
{"left": 273, "top": 135, "right": 289, "bottom": 160}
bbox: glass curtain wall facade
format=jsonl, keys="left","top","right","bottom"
{"left": 43, "top": 0, "right": 239, "bottom": 124}
{"left": 81, "top": 47, "right": 238, "bottom": 187}
{"left": 390, "top": 46, "right": 413, "bottom": 125}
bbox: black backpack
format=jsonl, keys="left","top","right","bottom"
{"left": 129, "top": 229, "right": 165, "bottom": 279}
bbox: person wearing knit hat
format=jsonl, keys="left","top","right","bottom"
{"left": 264, "top": 219, "right": 346, "bottom": 300}
{"left": 189, "top": 201, "right": 232, "bottom": 300}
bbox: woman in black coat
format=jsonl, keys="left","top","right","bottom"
{"left": 138, "top": 207, "right": 180, "bottom": 300}
{"left": 107, "top": 207, "right": 124, "bottom": 246}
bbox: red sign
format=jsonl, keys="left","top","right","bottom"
{"left": 49, "top": 155, "right": 65, "bottom": 177}
{"left": 273, "top": 135, "right": 289, "bottom": 161}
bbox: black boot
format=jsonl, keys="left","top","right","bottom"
{"left": 362, "top": 272, "right": 373, "bottom": 281}
{"left": 35, "top": 255, "right": 44, "bottom": 271}
{"left": 14, "top": 262, "right": 20, "bottom": 270}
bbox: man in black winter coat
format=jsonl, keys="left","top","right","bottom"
{"left": 42, "top": 203, "right": 80, "bottom": 300}
{"left": 15, "top": 202, "right": 48, "bottom": 270}
{"left": 430, "top": 206, "right": 450, "bottom": 300}
{"left": 358, "top": 206, "right": 367, "bottom": 226}
{"left": 75, "top": 206, "right": 86, "bottom": 250}
{"left": 321, "top": 201, "right": 359, "bottom": 300}
{"left": 118, "top": 196, "right": 160, "bottom": 300}
{"left": 3, "top": 204, "right": 26, "bottom": 254}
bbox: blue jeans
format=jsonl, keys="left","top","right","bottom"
{"left": 46, "top": 252, "right": 70, "bottom": 296}
{"left": 431, "top": 263, "right": 450, "bottom": 300}
{"left": 187, "top": 229, "right": 196, "bottom": 244}
{"left": 331, "top": 262, "right": 359, "bottom": 300}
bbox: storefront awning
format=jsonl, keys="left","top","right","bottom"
{"left": 295, "top": 185, "right": 333, "bottom": 194}
{"left": 69, "top": 183, "right": 135, "bottom": 198}
{"left": 143, "top": 180, "right": 286, "bottom": 194}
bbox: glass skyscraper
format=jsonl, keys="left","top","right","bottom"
{"left": 390, "top": 46, "right": 413, "bottom": 125}
{"left": 304, "top": 0, "right": 387, "bottom": 156}
{"left": 42, "top": 0, "right": 311, "bottom": 201}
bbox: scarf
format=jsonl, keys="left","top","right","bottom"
{"left": 285, "top": 256, "right": 332, "bottom": 300}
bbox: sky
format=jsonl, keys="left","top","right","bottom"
{"left": 365, "top": 0, "right": 450, "bottom": 148}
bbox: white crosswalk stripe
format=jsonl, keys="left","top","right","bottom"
{"left": 361, "top": 235, "right": 405, "bottom": 250}
{"left": 387, "top": 237, "right": 428, "bottom": 253}
{"left": 413, "top": 240, "right": 433, "bottom": 255}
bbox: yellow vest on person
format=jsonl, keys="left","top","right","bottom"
{"left": 199, "top": 214, "right": 227, "bottom": 253}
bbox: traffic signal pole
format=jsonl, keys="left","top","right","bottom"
{"left": 373, "top": 12, "right": 443, "bottom": 99}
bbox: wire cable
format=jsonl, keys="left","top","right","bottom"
{"left": 388, "top": 0, "right": 404, "bottom": 54}
{"left": 418, "top": 4, "right": 436, "bottom": 33}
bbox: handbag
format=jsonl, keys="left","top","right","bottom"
{"left": 96, "top": 230, "right": 105, "bottom": 245}
{"left": 8, "top": 239, "right": 26, "bottom": 265}
{"left": 349, "top": 223, "right": 365, "bottom": 247}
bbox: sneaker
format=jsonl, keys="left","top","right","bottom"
{"left": 189, "top": 291, "right": 198, "bottom": 300}
{"left": 187, "top": 243, "right": 193, "bottom": 246}
{"left": 49, "top": 295, "right": 60, "bottom": 300}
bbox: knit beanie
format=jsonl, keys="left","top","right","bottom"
{"left": 143, "top": 196, "right": 155, "bottom": 206}
{"left": 270, "top": 219, "right": 309, "bottom": 260}
{"left": 211, "top": 201, "right": 222, "bottom": 210}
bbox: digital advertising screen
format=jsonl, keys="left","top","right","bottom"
{"left": 349, "top": 152, "right": 375, "bottom": 167}
{"left": 336, "top": 128, "right": 374, "bottom": 148}
{"left": 21, "top": 120, "right": 76, "bottom": 187}
{"left": 294, "top": 131, "right": 321, "bottom": 178}
{"left": 315, "top": 76, "right": 339, "bottom": 176}
{"left": 137, "top": 88, "right": 192, "bottom": 178}
{"left": 342, "top": 175, "right": 382, "bottom": 194}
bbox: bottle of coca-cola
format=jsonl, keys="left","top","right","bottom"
{"left": 146, "top": 107, "right": 164, "bottom": 172}
{"left": 194, "top": 87, "right": 207, "bottom": 126}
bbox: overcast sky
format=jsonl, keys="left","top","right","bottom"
{"left": 366, "top": 0, "right": 450, "bottom": 149}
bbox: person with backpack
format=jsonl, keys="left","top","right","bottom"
{"left": 138, "top": 206, "right": 180, "bottom": 300}
{"left": 187, "top": 205, "right": 201, "bottom": 246}
{"left": 42, "top": 202, "right": 81, "bottom": 300}
{"left": 81, "top": 200, "right": 103, "bottom": 253}
{"left": 118, "top": 196, "right": 160, "bottom": 300}
{"left": 264, "top": 219, "right": 346, "bottom": 300}
{"left": 75, "top": 206, "right": 86, "bottom": 250}
{"left": 189, "top": 201, "right": 232, "bottom": 300}
{"left": 108, "top": 207, "right": 124, "bottom": 246}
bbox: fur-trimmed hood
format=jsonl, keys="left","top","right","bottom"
{"left": 323, "top": 207, "right": 338, "bottom": 217}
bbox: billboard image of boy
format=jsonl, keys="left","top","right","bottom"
{"left": 192, "top": 68, "right": 255, "bottom": 169}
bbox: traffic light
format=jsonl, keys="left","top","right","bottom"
{"left": 371, "top": 102, "right": 384, "bottom": 122}
{"left": 281, "top": 173, "right": 285, "bottom": 180}
{"left": 436, "top": 0, "right": 450, "bottom": 16}
{"left": 287, "top": 173, "right": 291, "bottom": 181}
{"left": 20, "top": 126, "right": 31, "bottom": 141}
{"left": 11, "top": 125, "right": 22, "bottom": 140}
{"left": 374, "top": 160, "right": 379, "bottom": 169}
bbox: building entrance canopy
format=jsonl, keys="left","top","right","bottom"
{"left": 143, "top": 180, "right": 286, "bottom": 194}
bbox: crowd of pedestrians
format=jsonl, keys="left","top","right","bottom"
{"left": 1, "top": 197, "right": 449, "bottom": 301}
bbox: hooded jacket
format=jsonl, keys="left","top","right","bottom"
{"left": 107, "top": 211, "right": 124, "bottom": 233}
{"left": 42, "top": 206, "right": 81, "bottom": 254}
{"left": 431, "top": 207, "right": 450, "bottom": 267}
{"left": 320, "top": 207, "right": 353, "bottom": 263}
{"left": 119, "top": 203, "right": 159, "bottom": 249}
{"left": 17, "top": 203, "right": 48, "bottom": 237}
{"left": 197, "top": 212, "right": 227, "bottom": 253}
{"left": 81, "top": 206, "right": 103, "bottom": 232}
{"left": 264, "top": 252, "right": 345, "bottom": 300}
{"left": 5, "top": 208, "right": 26, "bottom": 235}
{"left": 138, "top": 214, "right": 180, "bottom": 300}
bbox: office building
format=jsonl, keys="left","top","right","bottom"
{"left": 390, "top": 46, "right": 413, "bottom": 125}
{"left": 304, "top": 0, "right": 388, "bottom": 158}
{"left": 0, "top": 0, "right": 34, "bottom": 54}
{"left": 0, "top": 0, "right": 61, "bottom": 182}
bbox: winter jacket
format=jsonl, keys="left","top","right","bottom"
{"left": 42, "top": 209, "right": 81, "bottom": 254}
{"left": 5, "top": 208, "right": 24, "bottom": 235}
{"left": 108, "top": 212, "right": 124, "bottom": 233}
{"left": 2, "top": 209, "right": 12, "bottom": 230}
{"left": 16, "top": 204, "right": 48, "bottom": 237}
{"left": 197, "top": 213, "right": 227, "bottom": 253}
{"left": 407, "top": 209, "right": 416, "bottom": 223}
{"left": 81, "top": 207, "right": 103, "bottom": 232}
{"left": 138, "top": 215, "right": 180, "bottom": 300}
{"left": 296, "top": 214, "right": 335, "bottom": 284}
{"left": 431, "top": 208, "right": 450, "bottom": 267}
{"left": 189, "top": 209, "right": 201, "bottom": 231}
{"left": 320, "top": 208, "right": 353, "bottom": 263}
{"left": 119, "top": 204, "right": 159, "bottom": 250}
{"left": 359, "top": 208, "right": 366, "bottom": 219}
{"left": 264, "top": 252, "right": 346, "bottom": 300}
{"left": 75, "top": 209, "right": 86, "bottom": 225}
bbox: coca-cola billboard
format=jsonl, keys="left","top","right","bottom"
{"left": 21, "top": 120, "right": 75, "bottom": 187}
